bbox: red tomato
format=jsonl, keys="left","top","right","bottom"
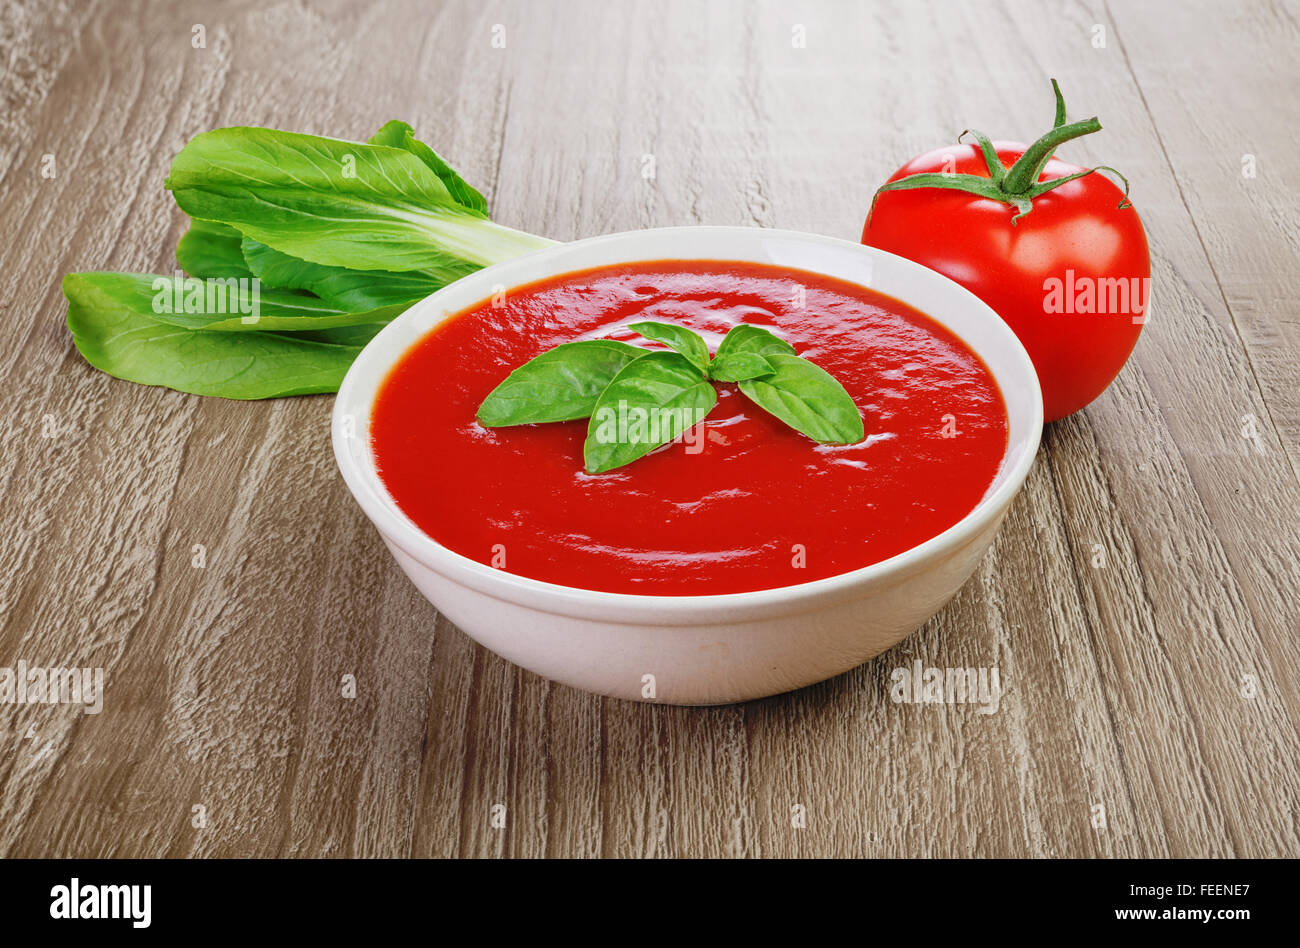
{"left": 862, "top": 134, "right": 1149, "bottom": 422}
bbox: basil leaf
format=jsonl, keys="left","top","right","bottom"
{"left": 177, "top": 219, "right": 251, "bottom": 279}
{"left": 708, "top": 351, "right": 774, "bottom": 382}
{"left": 584, "top": 351, "right": 716, "bottom": 474}
{"left": 166, "top": 127, "right": 553, "bottom": 271}
{"left": 64, "top": 272, "right": 406, "bottom": 332}
{"left": 738, "top": 353, "right": 864, "bottom": 444}
{"left": 477, "top": 340, "right": 644, "bottom": 426}
{"left": 63, "top": 274, "right": 362, "bottom": 399}
{"left": 628, "top": 321, "right": 710, "bottom": 375}
{"left": 714, "top": 323, "right": 797, "bottom": 361}
{"left": 367, "top": 119, "right": 489, "bottom": 216}
{"left": 241, "top": 238, "right": 463, "bottom": 311}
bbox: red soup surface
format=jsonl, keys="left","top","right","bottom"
{"left": 371, "top": 260, "right": 1008, "bottom": 595}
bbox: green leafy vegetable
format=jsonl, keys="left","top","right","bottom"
{"left": 738, "top": 353, "right": 865, "bottom": 444}
{"left": 240, "top": 238, "right": 463, "bottom": 311}
{"left": 584, "top": 352, "right": 717, "bottom": 474}
{"left": 64, "top": 118, "right": 560, "bottom": 399}
{"left": 279, "top": 324, "right": 388, "bottom": 347}
{"left": 66, "top": 272, "right": 406, "bottom": 332}
{"left": 165, "top": 127, "right": 553, "bottom": 272}
{"left": 64, "top": 274, "right": 362, "bottom": 399}
{"left": 231, "top": 121, "right": 480, "bottom": 309}
{"left": 368, "top": 119, "right": 489, "bottom": 216}
{"left": 628, "top": 320, "right": 711, "bottom": 375}
{"left": 477, "top": 341, "right": 645, "bottom": 426}
{"left": 177, "top": 219, "right": 252, "bottom": 279}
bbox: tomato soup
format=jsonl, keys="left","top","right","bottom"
{"left": 370, "top": 261, "right": 1008, "bottom": 595}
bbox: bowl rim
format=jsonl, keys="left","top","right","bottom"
{"left": 332, "top": 225, "right": 1043, "bottom": 619}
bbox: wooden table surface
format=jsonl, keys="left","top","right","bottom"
{"left": 1, "top": 0, "right": 1297, "bottom": 859}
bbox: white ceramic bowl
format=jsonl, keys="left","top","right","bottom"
{"left": 332, "top": 226, "right": 1043, "bottom": 705}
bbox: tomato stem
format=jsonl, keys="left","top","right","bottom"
{"left": 1051, "top": 78, "right": 1067, "bottom": 129}
{"left": 957, "top": 128, "right": 1005, "bottom": 185}
{"left": 1001, "top": 116, "right": 1102, "bottom": 194}
{"left": 867, "top": 79, "right": 1130, "bottom": 227}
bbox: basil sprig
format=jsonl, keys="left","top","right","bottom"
{"left": 478, "top": 322, "right": 864, "bottom": 474}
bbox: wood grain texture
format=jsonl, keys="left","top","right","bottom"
{"left": 0, "top": 0, "right": 1296, "bottom": 858}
